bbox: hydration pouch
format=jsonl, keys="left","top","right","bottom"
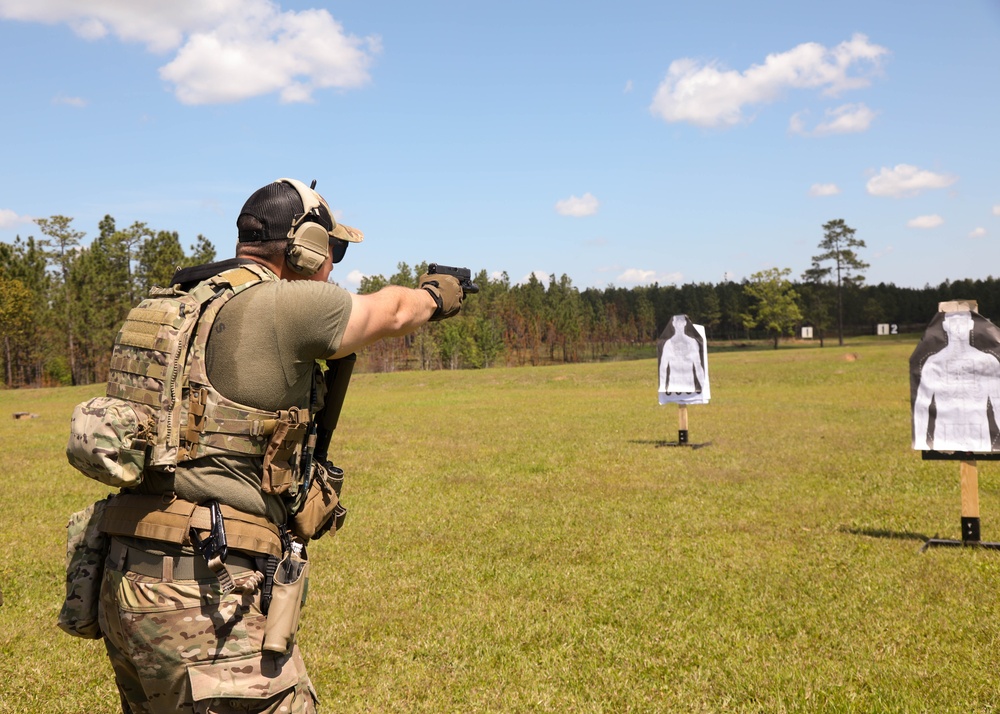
{"left": 66, "top": 396, "right": 152, "bottom": 488}
{"left": 262, "top": 550, "right": 310, "bottom": 654}
{"left": 57, "top": 497, "right": 112, "bottom": 639}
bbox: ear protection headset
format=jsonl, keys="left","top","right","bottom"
{"left": 278, "top": 177, "right": 334, "bottom": 276}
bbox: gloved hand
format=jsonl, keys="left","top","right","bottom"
{"left": 418, "top": 272, "right": 464, "bottom": 321}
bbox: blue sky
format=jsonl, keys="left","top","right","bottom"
{"left": 0, "top": 1, "right": 998, "bottom": 292}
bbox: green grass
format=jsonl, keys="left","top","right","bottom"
{"left": 3, "top": 336, "right": 1000, "bottom": 712}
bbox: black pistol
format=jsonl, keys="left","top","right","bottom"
{"left": 427, "top": 264, "right": 480, "bottom": 294}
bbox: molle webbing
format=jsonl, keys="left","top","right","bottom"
{"left": 104, "top": 262, "right": 289, "bottom": 469}
{"left": 100, "top": 493, "right": 282, "bottom": 558}
{"left": 183, "top": 388, "right": 281, "bottom": 459}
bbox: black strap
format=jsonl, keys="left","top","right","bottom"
{"left": 170, "top": 258, "right": 257, "bottom": 290}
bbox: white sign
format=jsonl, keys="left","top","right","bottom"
{"left": 801, "top": 326, "right": 813, "bottom": 339}
{"left": 877, "top": 323, "right": 890, "bottom": 335}
{"left": 657, "top": 315, "right": 710, "bottom": 405}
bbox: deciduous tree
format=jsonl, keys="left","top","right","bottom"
{"left": 742, "top": 267, "right": 803, "bottom": 349}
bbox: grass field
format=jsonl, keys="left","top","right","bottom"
{"left": 3, "top": 335, "right": 1000, "bottom": 713}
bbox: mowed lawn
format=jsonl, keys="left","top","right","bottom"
{"left": 3, "top": 336, "right": 1000, "bottom": 713}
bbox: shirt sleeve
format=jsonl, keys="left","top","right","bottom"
{"left": 271, "top": 280, "right": 354, "bottom": 363}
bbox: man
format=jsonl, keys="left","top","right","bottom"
{"left": 95, "top": 178, "right": 465, "bottom": 713}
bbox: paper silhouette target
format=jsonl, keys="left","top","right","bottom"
{"left": 911, "top": 304, "right": 1000, "bottom": 452}
{"left": 657, "top": 315, "right": 710, "bottom": 405}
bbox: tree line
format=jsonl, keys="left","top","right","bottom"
{"left": 0, "top": 215, "right": 215, "bottom": 387}
{"left": 0, "top": 215, "right": 995, "bottom": 386}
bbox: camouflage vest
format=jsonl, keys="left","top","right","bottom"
{"left": 68, "top": 263, "right": 312, "bottom": 497}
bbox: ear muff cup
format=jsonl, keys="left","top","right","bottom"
{"left": 286, "top": 221, "right": 330, "bottom": 275}
{"left": 278, "top": 177, "right": 330, "bottom": 276}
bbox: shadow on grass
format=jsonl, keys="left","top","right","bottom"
{"left": 839, "top": 525, "right": 930, "bottom": 542}
{"left": 630, "top": 439, "right": 714, "bottom": 450}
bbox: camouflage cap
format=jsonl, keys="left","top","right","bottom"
{"left": 238, "top": 180, "right": 364, "bottom": 245}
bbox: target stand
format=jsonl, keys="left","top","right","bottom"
{"left": 657, "top": 405, "right": 712, "bottom": 449}
{"left": 921, "top": 451, "right": 1000, "bottom": 552}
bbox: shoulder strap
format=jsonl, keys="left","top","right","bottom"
{"left": 170, "top": 258, "right": 257, "bottom": 290}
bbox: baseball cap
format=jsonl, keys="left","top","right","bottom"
{"left": 237, "top": 180, "right": 364, "bottom": 245}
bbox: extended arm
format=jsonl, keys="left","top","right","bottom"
{"left": 331, "top": 286, "right": 438, "bottom": 358}
{"left": 330, "top": 272, "right": 464, "bottom": 358}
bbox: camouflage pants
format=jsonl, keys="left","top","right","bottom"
{"left": 98, "top": 538, "right": 317, "bottom": 713}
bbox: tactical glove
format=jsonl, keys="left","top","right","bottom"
{"left": 419, "top": 272, "right": 464, "bottom": 321}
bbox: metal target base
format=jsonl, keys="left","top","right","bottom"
{"left": 655, "top": 429, "right": 712, "bottom": 449}
{"left": 656, "top": 441, "right": 713, "bottom": 449}
{"left": 921, "top": 517, "right": 1000, "bottom": 552}
{"left": 921, "top": 538, "right": 1000, "bottom": 552}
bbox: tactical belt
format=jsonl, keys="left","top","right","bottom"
{"left": 108, "top": 538, "right": 258, "bottom": 581}
{"left": 100, "top": 493, "right": 282, "bottom": 558}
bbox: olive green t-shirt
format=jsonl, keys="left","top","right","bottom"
{"left": 139, "top": 277, "right": 353, "bottom": 524}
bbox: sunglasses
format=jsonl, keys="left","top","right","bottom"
{"left": 330, "top": 237, "right": 349, "bottom": 264}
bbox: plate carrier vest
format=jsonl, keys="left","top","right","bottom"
{"left": 106, "top": 262, "right": 312, "bottom": 496}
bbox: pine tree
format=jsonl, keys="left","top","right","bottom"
{"left": 34, "top": 216, "right": 85, "bottom": 384}
{"left": 810, "top": 219, "right": 868, "bottom": 346}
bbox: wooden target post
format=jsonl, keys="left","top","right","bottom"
{"left": 655, "top": 403, "right": 710, "bottom": 449}
{"left": 922, "top": 453, "right": 1000, "bottom": 551}
{"left": 961, "top": 459, "right": 981, "bottom": 542}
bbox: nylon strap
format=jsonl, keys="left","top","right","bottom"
{"left": 117, "top": 330, "right": 174, "bottom": 352}
{"left": 216, "top": 267, "right": 261, "bottom": 287}
{"left": 106, "top": 381, "right": 162, "bottom": 408}
{"left": 100, "top": 494, "right": 281, "bottom": 557}
{"left": 110, "top": 354, "right": 168, "bottom": 380}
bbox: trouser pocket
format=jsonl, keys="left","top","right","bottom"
{"left": 187, "top": 649, "right": 316, "bottom": 713}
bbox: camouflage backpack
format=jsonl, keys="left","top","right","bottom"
{"left": 66, "top": 262, "right": 307, "bottom": 489}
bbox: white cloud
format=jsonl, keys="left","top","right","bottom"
{"left": 519, "top": 270, "right": 551, "bottom": 285}
{"left": 616, "top": 269, "right": 683, "bottom": 286}
{"left": 650, "top": 33, "right": 888, "bottom": 127}
{"left": 52, "top": 94, "right": 87, "bottom": 107}
{"left": 623, "top": 79, "right": 633, "bottom": 94}
{"left": 993, "top": 205, "right": 1000, "bottom": 216}
{"left": 792, "top": 103, "right": 877, "bottom": 136}
{"left": 0, "top": 208, "right": 33, "bottom": 229}
{"left": 342, "top": 269, "right": 365, "bottom": 290}
{"left": 907, "top": 214, "right": 944, "bottom": 229}
{"left": 867, "top": 164, "right": 957, "bottom": 198}
{"left": 809, "top": 183, "right": 840, "bottom": 197}
{"left": 815, "top": 103, "right": 877, "bottom": 135}
{"left": 555, "top": 192, "right": 599, "bottom": 217}
{"left": 970, "top": 227, "right": 986, "bottom": 238}
{"left": 0, "top": 0, "right": 379, "bottom": 105}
